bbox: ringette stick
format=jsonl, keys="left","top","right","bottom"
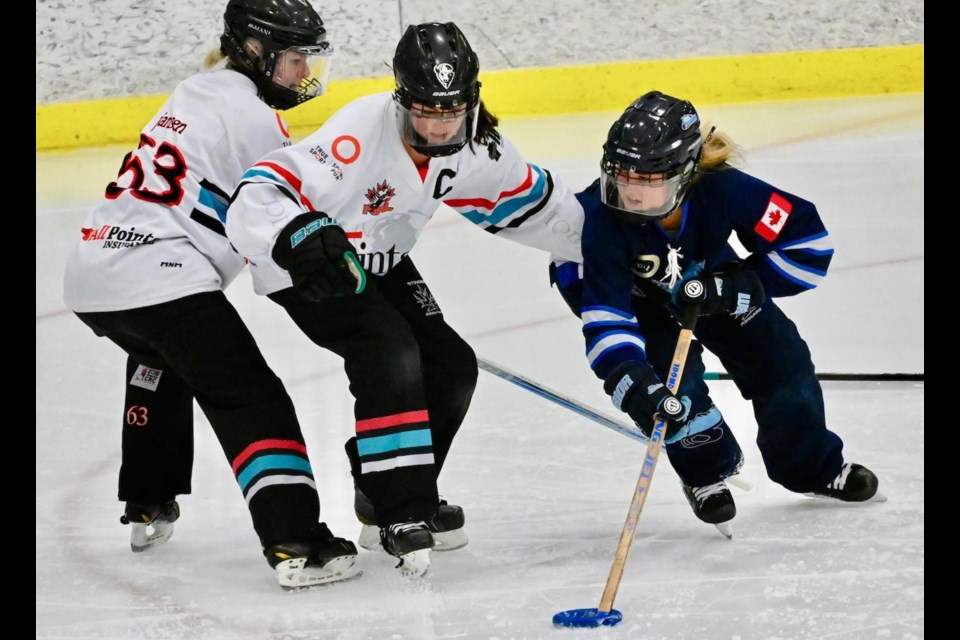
{"left": 552, "top": 303, "right": 700, "bottom": 629}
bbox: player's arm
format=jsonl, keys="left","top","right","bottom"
{"left": 444, "top": 136, "right": 584, "bottom": 263}
{"left": 728, "top": 174, "right": 834, "bottom": 298}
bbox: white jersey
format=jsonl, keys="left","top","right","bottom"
{"left": 63, "top": 69, "right": 292, "bottom": 312}
{"left": 226, "top": 92, "right": 584, "bottom": 296}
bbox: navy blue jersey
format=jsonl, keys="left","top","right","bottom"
{"left": 578, "top": 167, "right": 834, "bottom": 380}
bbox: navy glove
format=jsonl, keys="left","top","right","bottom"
{"left": 603, "top": 361, "right": 691, "bottom": 442}
{"left": 272, "top": 212, "right": 366, "bottom": 302}
{"left": 677, "top": 268, "right": 765, "bottom": 316}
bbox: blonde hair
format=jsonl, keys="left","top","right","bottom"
{"left": 699, "top": 125, "right": 740, "bottom": 169}
{"left": 203, "top": 48, "right": 226, "bottom": 69}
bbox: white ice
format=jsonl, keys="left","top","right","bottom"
{"left": 36, "top": 94, "right": 924, "bottom": 639}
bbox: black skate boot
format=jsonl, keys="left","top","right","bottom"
{"left": 810, "top": 463, "right": 884, "bottom": 502}
{"left": 120, "top": 500, "right": 180, "bottom": 552}
{"left": 427, "top": 499, "right": 468, "bottom": 551}
{"left": 355, "top": 490, "right": 468, "bottom": 552}
{"left": 380, "top": 521, "right": 434, "bottom": 577}
{"left": 265, "top": 523, "right": 361, "bottom": 589}
{"left": 682, "top": 480, "right": 736, "bottom": 539}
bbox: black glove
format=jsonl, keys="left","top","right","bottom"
{"left": 272, "top": 212, "right": 366, "bottom": 302}
{"left": 677, "top": 268, "right": 765, "bottom": 316}
{"left": 603, "top": 361, "right": 691, "bottom": 442}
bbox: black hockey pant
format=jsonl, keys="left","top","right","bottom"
{"left": 269, "top": 256, "right": 478, "bottom": 526}
{"left": 76, "top": 290, "right": 324, "bottom": 549}
{"left": 636, "top": 297, "right": 845, "bottom": 492}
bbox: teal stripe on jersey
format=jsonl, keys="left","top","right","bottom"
{"left": 459, "top": 166, "right": 547, "bottom": 226}
{"left": 240, "top": 168, "right": 283, "bottom": 184}
{"left": 197, "top": 187, "right": 228, "bottom": 223}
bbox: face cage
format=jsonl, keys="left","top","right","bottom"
{"left": 265, "top": 44, "right": 334, "bottom": 101}
{"left": 395, "top": 101, "right": 479, "bottom": 157}
{"left": 599, "top": 161, "right": 695, "bottom": 222}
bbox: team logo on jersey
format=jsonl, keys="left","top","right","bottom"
{"left": 630, "top": 254, "right": 661, "bottom": 279}
{"left": 362, "top": 181, "right": 397, "bottom": 216}
{"left": 754, "top": 192, "right": 793, "bottom": 241}
{"left": 434, "top": 63, "right": 455, "bottom": 89}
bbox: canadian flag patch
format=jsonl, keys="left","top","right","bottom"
{"left": 754, "top": 193, "right": 792, "bottom": 241}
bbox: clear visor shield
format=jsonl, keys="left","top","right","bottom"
{"left": 271, "top": 43, "right": 334, "bottom": 99}
{"left": 396, "top": 101, "right": 478, "bottom": 154}
{"left": 600, "top": 167, "right": 688, "bottom": 220}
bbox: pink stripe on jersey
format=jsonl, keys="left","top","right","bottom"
{"left": 444, "top": 165, "right": 533, "bottom": 210}
{"left": 232, "top": 439, "right": 308, "bottom": 474}
{"left": 356, "top": 410, "right": 430, "bottom": 433}
{"left": 255, "top": 161, "right": 316, "bottom": 210}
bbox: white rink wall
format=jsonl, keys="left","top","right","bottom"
{"left": 36, "top": 0, "right": 923, "bottom": 104}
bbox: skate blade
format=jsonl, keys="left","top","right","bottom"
{"left": 714, "top": 522, "right": 733, "bottom": 539}
{"left": 433, "top": 529, "right": 468, "bottom": 552}
{"left": 357, "top": 525, "right": 381, "bottom": 551}
{"left": 130, "top": 522, "right": 175, "bottom": 552}
{"left": 394, "top": 549, "right": 431, "bottom": 578}
{"left": 727, "top": 475, "right": 754, "bottom": 492}
{"left": 805, "top": 491, "right": 888, "bottom": 504}
{"left": 359, "top": 525, "right": 467, "bottom": 552}
{"left": 276, "top": 555, "right": 362, "bottom": 590}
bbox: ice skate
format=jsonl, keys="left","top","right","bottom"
{"left": 682, "top": 480, "right": 736, "bottom": 539}
{"left": 808, "top": 463, "right": 886, "bottom": 503}
{"left": 380, "top": 521, "right": 434, "bottom": 577}
{"left": 265, "top": 524, "right": 361, "bottom": 589}
{"left": 120, "top": 500, "right": 180, "bottom": 552}
{"left": 355, "top": 490, "right": 467, "bottom": 552}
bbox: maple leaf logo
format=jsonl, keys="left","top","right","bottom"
{"left": 362, "top": 180, "right": 396, "bottom": 216}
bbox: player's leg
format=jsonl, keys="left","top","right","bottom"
{"left": 75, "top": 312, "right": 192, "bottom": 552}
{"left": 640, "top": 309, "right": 743, "bottom": 529}
{"left": 699, "top": 299, "right": 878, "bottom": 501}
{"left": 358, "top": 256, "right": 475, "bottom": 550}
{"left": 270, "top": 284, "right": 437, "bottom": 574}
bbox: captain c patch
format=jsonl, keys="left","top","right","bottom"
{"left": 754, "top": 193, "right": 792, "bottom": 241}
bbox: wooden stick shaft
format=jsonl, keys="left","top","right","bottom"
{"left": 598, "top": 325, "right": 695, "bottom": 612}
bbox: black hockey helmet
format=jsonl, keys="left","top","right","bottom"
{"left": 392, "top": 22, "right": 481, "bottom": 157}
{"left": 600, "top": 91, "right": 704, "bottom": 223}
{"left": 221, "top": 0, "right": 333, "bottom": 110}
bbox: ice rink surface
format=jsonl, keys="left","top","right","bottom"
{"left": 36, "top": 94, "right": 923, "bottom": 639}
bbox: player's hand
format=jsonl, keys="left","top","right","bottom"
{"left": 272, "top": 212, "right": 366, "bottom": 302}
{"left": 604, "top": 361, "right": 691, "bottom": 442}
{"left": 677, "top": 269, "right": 765, "bottom": 316}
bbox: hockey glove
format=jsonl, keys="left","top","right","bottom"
{"left": 676, "top": 269, "right": 765, "bottom": 317}
{"left": 604, "top": 361, "right": 691, "bottom": 443}
{"left": 272, "top": 212, "right": 367, "bottom": 303}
